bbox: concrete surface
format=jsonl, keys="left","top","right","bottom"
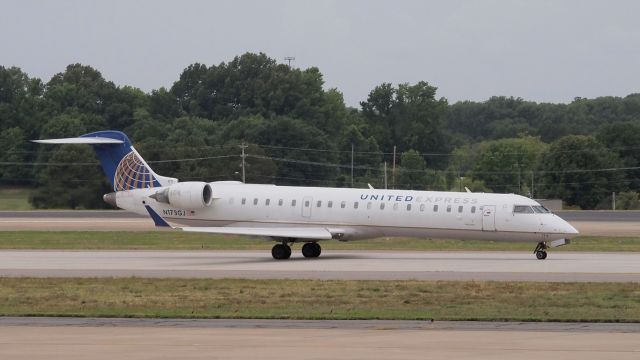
{"left": 1, "top": 210, "right": 640, "bottom": 235}
{"left": 1, "top": 250, "right": 639, "bottom": 282}
{"left": 1, "top": 318, "right": 639, "bottom": 360}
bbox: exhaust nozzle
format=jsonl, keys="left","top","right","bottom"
{"left": 103, "top": 192, "right": 117, "bottom": 207}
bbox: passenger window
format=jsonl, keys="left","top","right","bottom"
{"left": 354, "top": 202, "right": 359, "bottom": 209}
{"left": 241, "top": 198, "right": 246, "bottom": 205}
{"left": 328, "top": 201, "right": 333, "bottom": 208}
{"left": 407, "top": 204, "right": 412, "bottom": 211}
{"left": 317, "top": 200, "right": 322, "bottom": 208}
{"left": 291, "top": 200, "right": 297, "bottom": 207}
{"left": 305, "top": 200, "right": 310, "bottom": 207}
{"left": 446, "top": 205, "right": 451, "bottom": 213}
{"left": 341, "top": 201, "right": 346, "bottom": 209}
{"left": 458, "top": 205, "right": 463, "bottom": 213}
{"left": 278, "top": 199, "right": 283, "bottom": 206}
{"left": 367, "top": 202, "right": 372, "bottom": 209}
{"left": 433, "top": 205, "right": 438, "bottom": 212}
{"left": 253, "top": 198, "right": 258, "bottom": 205}
{"left": 420, "top": 204, "right": 425, "bottom": 212}
{"left": 380, "top": 203, "right": 385, "bottom": 210}
{"left": 265, "top": 199, "right": 270, "bottom": 206}
{"left": 471, "top": 206, "right": 476, "bottom": 213}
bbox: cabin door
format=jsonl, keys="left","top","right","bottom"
{"left": 482, "top": 205, "right": 496, "bottom": 231}
{"left": 302, "top": 196, "right": 313, "bottom": 217}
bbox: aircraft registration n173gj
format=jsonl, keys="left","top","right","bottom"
{"left": 34, "top": 130, "right": 578, "bottom": 260}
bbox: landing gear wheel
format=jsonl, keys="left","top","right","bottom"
{"left": 535, "top": 250, "right": 547, "bottom": 260}
{"left": 272, "top": 243, "right": 292, "bottom": 260}
{"left": 302, "top": 242, "right": 321, "bottom": 258}
{"left": 533, "top": 242, "right": 548, "bottom": 260}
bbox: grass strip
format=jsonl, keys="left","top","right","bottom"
{"left": 1, "top": 278, "right": 639, "bottom": 322}
{"left": 0, "top": 231, "right": 638, "bottom": 251}
{"left": 0, "top": 189, "right": 32, "bottom": 211}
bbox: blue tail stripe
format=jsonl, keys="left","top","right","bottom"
{"left": 80, "top": 131, "right": 161, "bottom": 191}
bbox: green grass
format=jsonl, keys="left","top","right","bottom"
{"left": 0, "top": 188, "right": 33, "bottom": 210}
{"left": 0, "top": 231, "right": 638, "bottom": 251}
{"left": 1, "top": 278, "right": 638, "bottom": 322}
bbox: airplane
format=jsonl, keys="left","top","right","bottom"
{"left": 34, "top": 130, "right": 579, "bottom": 260}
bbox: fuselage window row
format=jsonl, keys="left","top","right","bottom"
{"left": 232, "top": 197, "right": 480, "bottom": 216}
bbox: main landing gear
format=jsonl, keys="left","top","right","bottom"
{"left": 271, "top": 243, "right": 292, "bottom": 260}
{"left": 534, "top": 242, "right": 548, "bottom": 260}
{"left": 302, "top": 242, "right": 321, "bottom": 258}
{"left": 271, "top": 242, "right": 322, "bottom": 260}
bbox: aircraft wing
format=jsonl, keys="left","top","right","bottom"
{"left": 180, "top": 226, "right": 333, "bottom": 240}
{"left": 144, "top": 205, "right": 334, "bottom": 240}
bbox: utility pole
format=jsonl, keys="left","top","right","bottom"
{"left": 392, "top": 145, "right": 396, "bottom": 189}
{"left": 351, "top": 143, "right": 354, "bottom": 188}
{"left": 284, "top": 56, "right": 295, "bottom": 67}
{"left": 240, "top": 143, "right": 247, "bottom": 183}
{"left": 518, "top": 163, "right": 521, "bottom": 194}
{"left": 384, "top": 162, "right": 388, "bottom": 189}
{"left": 531, "top": 171, "right": 535, "bottom": 198}
{"left": 613, "top": 192, "right": 616, "bottom": 211}
{"left": 514, "top": 161, "right": 521, "bottom": 194}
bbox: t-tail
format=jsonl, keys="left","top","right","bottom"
{"left": 33, "top": 130, "right": 177, "bottom": 192}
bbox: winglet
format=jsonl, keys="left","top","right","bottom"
{"left": 144, "top": 205, "right": 172, "bottom": 227}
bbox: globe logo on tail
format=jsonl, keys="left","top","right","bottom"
{"left": 113, "top": 151, "right": 158, "bottom": 191}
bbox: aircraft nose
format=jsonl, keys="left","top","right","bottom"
{"left": 563, "top": 221, "right": 579, "bottom": 235}
{"left": 542, "top": 216, "right": 579, "bottom": 236}
{"left": 555, "top": 217, "right": 579, "bottom": 236}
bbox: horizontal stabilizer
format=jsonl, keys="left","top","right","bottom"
{"left": 181, "top": 226, "right": 333, "bottom": 240}
{"left": 32, "top": 137, "right": 124, "bottom": 144}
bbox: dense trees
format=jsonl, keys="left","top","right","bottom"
{"left": 1, "top": 54, "right": 639, "bottom": 209}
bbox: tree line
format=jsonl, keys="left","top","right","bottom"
{"left": 1, "top": 52, "right": 639, "bottom": 209}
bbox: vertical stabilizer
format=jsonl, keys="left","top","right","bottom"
{"left": 33, "top": 130, "right": 177, "bottom": 191}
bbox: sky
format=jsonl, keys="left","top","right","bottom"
{"left": 2, "top": 0, "right": 639, "bottom": 107}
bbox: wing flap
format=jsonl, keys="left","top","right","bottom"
{"left": 181, "top": 226, "right": 333, "bottom": 240}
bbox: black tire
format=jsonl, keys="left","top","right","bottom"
{"left": 312, "top": 242, "right": 321, "bottom": 257}
{"left": 302, "top": 242, "right": 321, "bottom": 258}
{"left": 536, "top": 250, "right": 547, "bottom": 260}
{"left": 272, "top": 244, "right": 291, "bottom": 260}
{"left": 302, "top": 243, "right": 316, "bottom": 258}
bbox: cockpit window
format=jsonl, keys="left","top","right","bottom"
{"left": 532, "top": 205, "right": 551, "bottom": 213}
{"left": 513, "top": 205, "right": 534, "bottom": 214}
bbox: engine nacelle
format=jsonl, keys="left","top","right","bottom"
{"left": 150, "top": 182, "right": 213, "bottom": 209}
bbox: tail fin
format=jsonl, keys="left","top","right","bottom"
{"left": 33, "top": 130, "right": 177, "bottom": 191}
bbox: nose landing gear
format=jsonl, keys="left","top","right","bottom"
{"left": 534, "top": 242, "right": 548, "bottom": 260}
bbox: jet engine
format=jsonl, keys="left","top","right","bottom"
{"left": 149, "top": 182, "right": 213, "bottom": 209}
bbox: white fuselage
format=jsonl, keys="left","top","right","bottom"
{"left": 115, "top": 181, "right": 578, "bottom": 244}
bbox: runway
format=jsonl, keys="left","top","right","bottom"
{"left": 1, "top": 210, "right": 640, "bottom": 235}
{"left": 1, "top": 250, "right": 639, "bottom": 282}
{"left": 1, "top": 318, "right": 639, "bottom": 360}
